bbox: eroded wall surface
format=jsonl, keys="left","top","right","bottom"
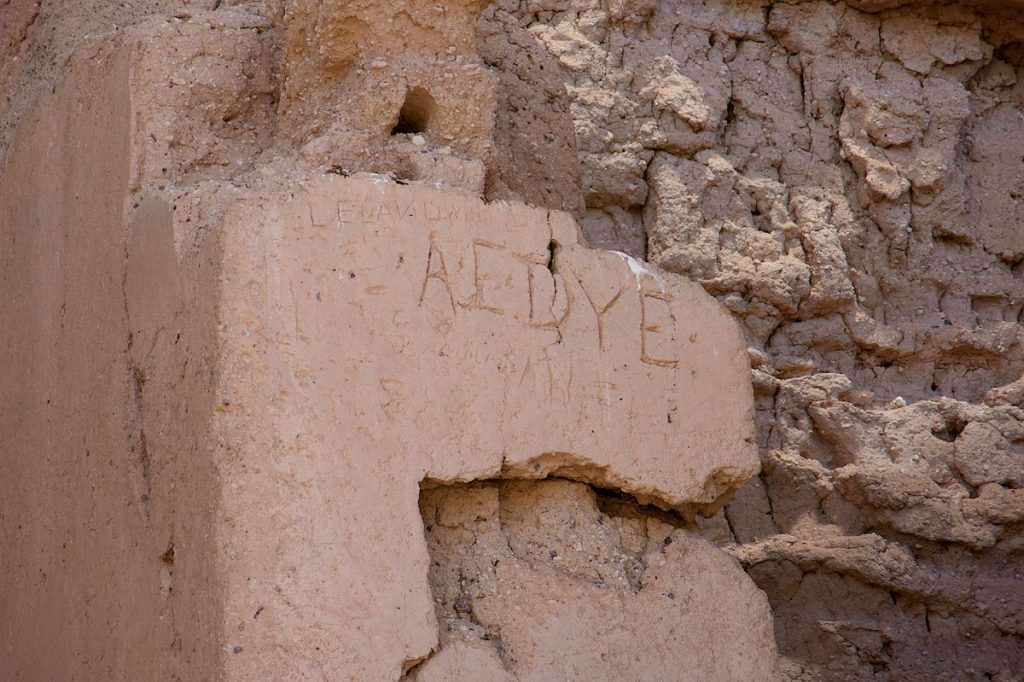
{"left": 0, "top": 37, "right": 224, "bottom": 681}
{"left": 4, "top": 0, "right": 1024, "bottom": 680}
{"left": 480, "top": 1, "right": 1024, "bottom": 680}
{"left": 0, "top": 11, "right": 776, "bottom": 681}
{"left": 418, "top": 479, "right": 776, "bottom": 680}
{"left": 207, "top": 172, "right": 767, "bottom": 679}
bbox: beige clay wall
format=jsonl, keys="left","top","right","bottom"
{"left": 1, "top": 12, "right": 777, "bottom": 681}
{"left": 479, "top": 2, "right": 1024, "bottom": 679}
{"left": 3, "top": 0, "right": 1024, "bottom": 680}
{"left": 0, "top": 41, "right": 224, "bottom": 679}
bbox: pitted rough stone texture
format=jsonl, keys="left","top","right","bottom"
{"left": 476, "top": 1, "right": 1024, "bottom": 679}
{"left": 279, "top": 0, "right": 498, "bottom": 191}
{"left": 483, "top": 0, "right": 1024, "bottom": 397}
{"left": 419, "top": 479, "right": 778, "bottom": 681}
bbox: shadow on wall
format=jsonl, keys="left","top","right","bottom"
{"left": 392, "top": 87, "right": 438, "bottom": 136}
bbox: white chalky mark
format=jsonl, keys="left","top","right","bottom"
{"left": 610, "top": 251, "right": 663, "bottom": 291}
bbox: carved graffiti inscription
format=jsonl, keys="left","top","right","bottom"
{"left": 327, "top": 196, "right": 683, "bottom": 369}
{"left": 419, "top": 241, "right": 457, "bottom": 315}
{"left": 640, "top": 289, "right": 680, "bottom": 368}
{"left": 336, "top": 196, "right": 492, "bottom": 230}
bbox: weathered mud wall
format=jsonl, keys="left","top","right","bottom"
{"left": 1, "top": 3, "right": 776, "bottom": 679}
{"left": 0, "top": 37, "right": 225, "bottom": 680}
{"left": 478, "top": 1, "right": 1024, "bottom": 680}
{"left": 419, "top": 479, "right": 776, "bottom": 680}
{"left": 2, "top": 0, "right": 1023, "bottom": 680}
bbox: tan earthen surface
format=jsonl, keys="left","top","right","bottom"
{"left": 6, "top": 0, "right": 1024, "bottom": 679}
{"left": 420, "top": 479, "right": 778, "bottom": 680}
{"left": 481, "top": 3, "right": 1024, "bottom": 678}
{"left": 206, "top": 171, "right": 764, "bottom": 679}
{"left": 0, "top": 38, "right": 223, "bottom": 681}
{"left": 1, "top": 21, "right": 773, "bottom": 680}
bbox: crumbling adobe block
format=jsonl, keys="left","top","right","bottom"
{"left": 280, "top": 0, "right": 497, "bottom": 187}
{"left": 0, "top": 11, "right": 774, "bottom": 681}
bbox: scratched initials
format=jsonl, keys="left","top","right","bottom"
{"left": 572, "top": 269, "right": 623, "bottom": 353}
{"left": 471, "top": 240, "right": 506, "bottom": 315}
{"left": 419, "top": 241, "right": 457, "bottom": 315}
{"left": 526, "top": 264, "right": 571, "bottom": 340}
{"left": 640, "top": 289, "right": 680, "bottom": 368}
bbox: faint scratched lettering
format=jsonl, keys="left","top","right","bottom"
{"left": 526, "top": 263, "right": 571, "bottom": 338}
{"left": 419, "top": 241, "right": 457, "bottom": 315}
{"left": 336, "top": 198, "right": 446, "bottom": 229}
{"left": 640, "top": 288, "right": 680, "bottom": 368}
{"left": 336, "top": 198, "right": 368, "bottom": 228}
{"left": 471, "top": 240, "right": 507, "bottom": 315}
{"left": 379, "top": 378, "right": 406, "bottom": 419}
{"left": 519, "top": 349, "right": 573, "bottom": 404}
{"left": 595, "top": 380, "right": 618, "bottom": 407}
{"left": 572, "top": 270, "right": 624, "bottom": 353}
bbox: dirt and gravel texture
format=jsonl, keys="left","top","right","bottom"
{"left": 3, "top": 0, "right": 1024, "bottom": 679}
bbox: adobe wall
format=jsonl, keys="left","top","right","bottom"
{"left": 0, "top": 41, "right": 224, "bottom": 680}
{"left": 483, "top": 2, "right": 1024, "bottom": 679}
{"left": 0, "top": 18, "right": 777, "bottom": 680}
{"left": 11, "top": 1, "right": 1021, "bottom": 679}
{"left": 205, "top": 172, "right": 771, "bottom": 680}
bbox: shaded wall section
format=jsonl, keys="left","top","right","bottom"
{"left": 0, "top": 38, "right": 224, "bottom": 681}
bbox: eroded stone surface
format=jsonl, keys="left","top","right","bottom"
{"left": 205, "top": 172, "right": 759, "bottom": 678}
{"left": 1, "top": 22, "right": 765, "bottom": 679}
{"left": 476, "top": 1, "right": 1024, "bottom": 679}
{"left": 279, "top": 0, "right": 497, "bottom": 191}
{"left": 419, "top": 479, "right": 778, "bottom": 681}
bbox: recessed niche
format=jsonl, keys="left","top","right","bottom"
{"left": 391, "top": 86, "right": 437, "bottom": 135}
